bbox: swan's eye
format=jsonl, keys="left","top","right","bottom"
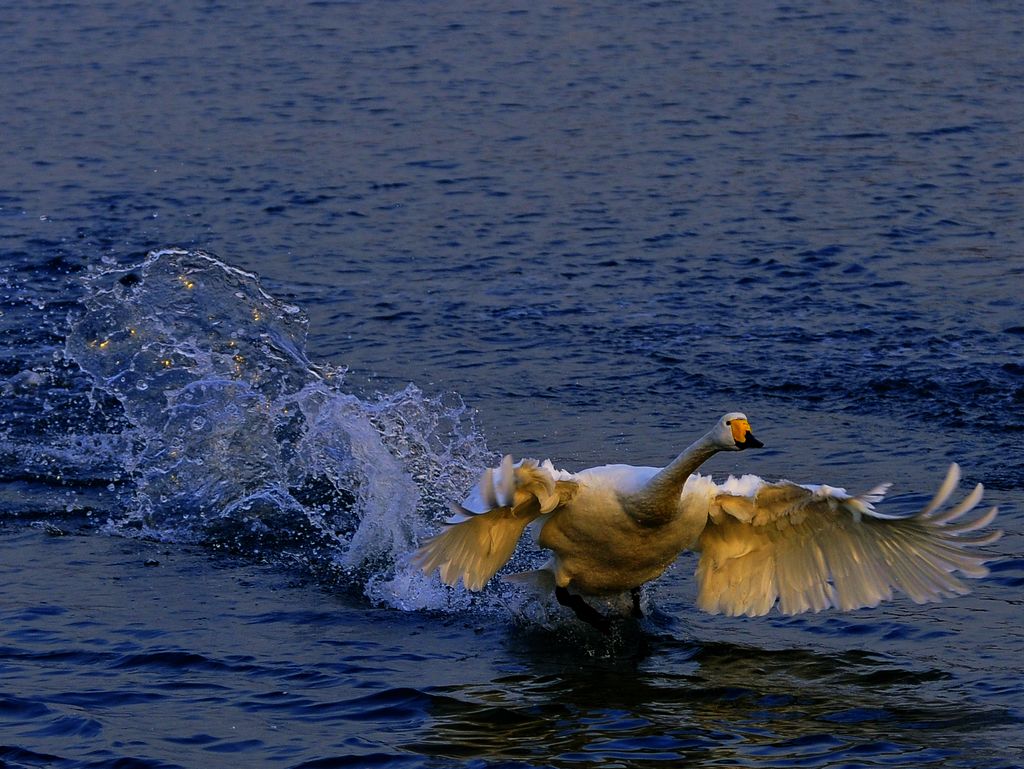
{"left": 725, "top": 420, "right": 732, "bottom": 425}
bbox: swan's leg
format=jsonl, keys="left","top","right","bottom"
{"left": 630, "top": 587, "right": 643, "bottom": 619}
{"left": 554, "top": 586, "right": 610, "bottom": 633}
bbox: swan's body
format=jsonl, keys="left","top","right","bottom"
{"left": 533, "top": 463, "right": 705, "bottom": 595}
{"left": 413, "top": 413, "right": 1000, "bottom": 627}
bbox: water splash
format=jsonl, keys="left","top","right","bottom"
{"left": 51, "top": 247, "right": 495, "bottom": 609}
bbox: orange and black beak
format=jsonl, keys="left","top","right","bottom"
{"left": 731, "top": 418, "right": 764, "bottom": 450}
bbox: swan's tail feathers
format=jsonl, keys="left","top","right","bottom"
{"left": 504, "top": 566, "right": 557, "bottom": 596}
{"left": 412, "top": 503, "right": 534, "bottom": 592}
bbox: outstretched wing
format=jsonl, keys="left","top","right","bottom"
{"left": 412, "top": 456, "right": 578, "bottom": 591}
{"left": 695, "top": 464, "right": 1001, "bottom": 617}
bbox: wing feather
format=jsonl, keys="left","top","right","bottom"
{"left": 696, "top": 465, "right": 1000, "bottom": 617}
{"left": 927, "top": 482, "right": 983, "bottom": 524}
{"left": 414, "top": 502, "right": 531, "bottom": 591}
{"left": 413, "top": 456, "right": 576, "bottom": 591}
{"left": 479, "top": 467, "right": 498, "bottom": 508}
{"left": 919, "top": 463, "right": 960, "bottom": 517}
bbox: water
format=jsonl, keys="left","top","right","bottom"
{"left": 1, "top": 1, "right": 1022, "bottom": 767}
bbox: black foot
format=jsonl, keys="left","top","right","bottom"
{"left": 630, "top": 587, "right": 644, "bottom": 619}
{"left": 555, "top": 586, "right": 611, "bottom": 633}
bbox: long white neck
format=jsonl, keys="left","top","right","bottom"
{"left": 627, "top": 430, "right": 723, "bottom": 523}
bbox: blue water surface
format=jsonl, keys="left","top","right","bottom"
{"left": 1, "top": 2, "right": 1022, "bottom": 767}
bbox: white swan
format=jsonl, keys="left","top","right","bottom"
{"left": 412, "top": 413, "right": 1000, "bottom": 630}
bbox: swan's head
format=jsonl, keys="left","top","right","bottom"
{"left": 715, "top": 412, "right": 764, "bottom": 451}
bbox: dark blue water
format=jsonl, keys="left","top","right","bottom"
{"left": 2, "top": 2, "right": 1022, "bottom": 767}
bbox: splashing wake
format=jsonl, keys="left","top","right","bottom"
{"left": 50, "top": 248, "right": 496, "bottom": 610}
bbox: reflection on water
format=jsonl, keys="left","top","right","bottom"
{"left": 411, "top": 630, "right": 1009, "bottom": 767}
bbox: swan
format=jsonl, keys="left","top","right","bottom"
{"left": 412, "top": 413, "right": 1001, "bottom": 630}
